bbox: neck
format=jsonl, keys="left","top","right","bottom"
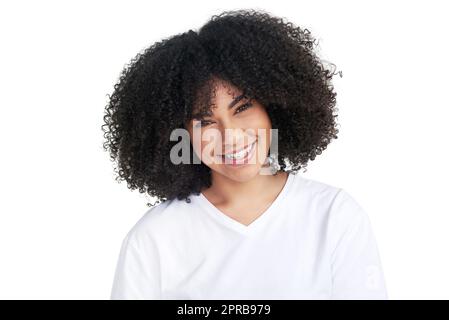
{"left": 202, "top": 171, "right": 289, "bottom": 206}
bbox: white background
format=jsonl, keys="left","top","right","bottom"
{"left": 0, "top": 0, "right": 448, "bottom": 299}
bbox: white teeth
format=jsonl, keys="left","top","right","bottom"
{"left": 223, "top": 142, "right": 254, "bottom": 160}
{"left": 225, "top": 150, "right": 245, "bottom": 159}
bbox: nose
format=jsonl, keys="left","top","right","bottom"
{"left": 219, "top": 124, "right": 253, "bottom": 154}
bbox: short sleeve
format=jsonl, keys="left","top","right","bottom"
{"left": 329, "top": 189, "right": 388, "bottom": 300}
{"left": 110, "top": 230, "right": 162, "bottom": 299}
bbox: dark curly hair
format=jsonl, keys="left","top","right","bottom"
{"left": 101, "top": 8, "right": 342, "bottom": 207}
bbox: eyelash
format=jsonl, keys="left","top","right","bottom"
{"left": 195, "top": 102, "right": 253, "bottom": 128}
{"left": 235, "top": 102, "right": 253, "bottom": 114}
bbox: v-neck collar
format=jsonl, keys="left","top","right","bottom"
{"left": 194, "top": 172, "right": 296, "bottom": 235}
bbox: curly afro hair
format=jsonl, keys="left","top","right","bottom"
{"left": 101, "top": 8, "right": 342, "bottom": 207}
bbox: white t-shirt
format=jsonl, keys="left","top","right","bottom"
{"left": 110, "top": 172, "right": 388, "bottom": 300}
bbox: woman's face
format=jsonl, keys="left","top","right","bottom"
{"left": 186, "top": 80, "right": 272, "bottom": 182}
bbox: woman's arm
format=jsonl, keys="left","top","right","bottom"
{"left": 329, "top": 189, "right": 388, "bottom": 299}
{"left": 110, "top": 231, "right": 162, "bottom": 299}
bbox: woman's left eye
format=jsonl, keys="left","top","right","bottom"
{"left": 235, "top": 102, "right": 253, "bottom": 114}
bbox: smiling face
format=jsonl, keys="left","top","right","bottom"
{"left": 185, "top": 79, "right": 273, "bottom": 183}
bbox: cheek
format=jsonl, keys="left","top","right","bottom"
{"left": 249, "top": 106, "right": 271, "bottom": 129}
{"left": 190, "top": 128, "right": 221, "bottom": 161}
{"left": 253, "top": 108, "right": 272, "bottom": 151}
{"left": 260, "top": 107, "right": 272, "bottom": 128}
{"left": 247, "top": 108, "right": 272, "bottom": 139}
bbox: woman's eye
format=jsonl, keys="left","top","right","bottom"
{"left": 235, "top": 102, "right": 253, "bottom": 114}
{"left": 195, "top": 120, "right": 212, "bottom": 128}
{"left": 193, "top": 102, "right": 253, "bottom": 128}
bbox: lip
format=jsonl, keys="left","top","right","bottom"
{"left": 218, "top": 140, "right": 257, "bottom": 156}
{"left": 220, "top": 140, "right": 257, "bottom": 167}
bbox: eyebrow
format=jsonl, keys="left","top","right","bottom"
{"left": 228, "top": 94, "right": 247, "bottom": 110}
{"left": 191, "top": 94, "right": 247, "bottom": 120}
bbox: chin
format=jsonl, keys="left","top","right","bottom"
{"left": 214, "top": 164, "right": 263, "bottom": 183}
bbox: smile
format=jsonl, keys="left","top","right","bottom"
{"left": 218, "top": 140, "right": 257, "bottom": 164}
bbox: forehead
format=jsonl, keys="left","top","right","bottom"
{"left": 213, "top": 80, "right": 243, "bottom": 101}
{"left": 191, "top": 78, "right": 246, "bottom": 117}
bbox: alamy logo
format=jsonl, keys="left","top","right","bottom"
{"left": 169, "top": 123, "right": 279, "bottom": 175}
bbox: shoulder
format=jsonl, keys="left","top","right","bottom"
{"left": 293, "top": 174, "right": 342, "bottom": 200}
{"left": 291, "top": 174, "right": 368, "bottom": 225}
{"left": 301, "top": 178, "right": 374, "bottom": 246}
{"left": 292, "top": 175, "right": 377, "bottom": 254}
{"left": 123, "top": 197, "right": 199, "bottom": 248}
{"left": 291, "top": 174, "right": 344, "bottom": 212}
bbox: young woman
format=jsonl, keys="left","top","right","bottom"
{"left": 103, "top": 9, "right": 388, "bottom": 299}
